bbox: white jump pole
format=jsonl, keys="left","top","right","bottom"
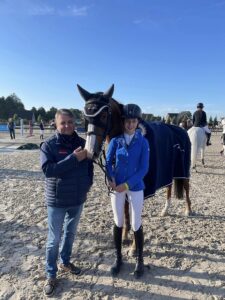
{"left": 20, "top": 119, "right": 24, "bottom": 136}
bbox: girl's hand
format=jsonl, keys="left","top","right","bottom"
{"left": 115, "top": 183, "right": 127, "bottom": 193}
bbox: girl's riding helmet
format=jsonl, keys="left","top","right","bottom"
{"left": 123, "top": 104, "right": 142, "bottom": 120}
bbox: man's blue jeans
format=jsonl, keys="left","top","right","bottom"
{"left": 46, "top": 204, "right": 83, "bottom": 279}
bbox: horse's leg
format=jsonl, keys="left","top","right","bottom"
{"left": 122, "top": 200, "right": 136, "bottom": 257}
{"left": 129, "top": 235, "right": 137, "bottom": 257}
{"left": 201, "top": 148, "right": 205, "bottom": 167}
{"left": 122, "top": 199, "right": 130, "bottom": 244}
{"left": 122, "top": 199, "right": 137, "bottom": 257}
{"left": 190, "top": 130, "right": 198, "bottom": 170}
{"left": 161, "top": 185, "right": 172, "bottom": 217}
{"left": 184, "top": 179, "right": 192, "bottom": 216}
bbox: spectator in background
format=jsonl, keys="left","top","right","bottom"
{"left": 39, "top": 120, "right": 45, "bottom": 140}
{"left": 179, "top": 118, "right": 193, "bottom": 131}
{"left": 7, "top": 118, "right": 15, "bottom": 139}
{"left": 187, "top": 118, "right": 193, "bottom": 130}
{"left": 220, "top": 117, "right": 225, "bottom": 156}
{"left": 179, "top": 120, "right": 187, "bottom": 130}
{"left": 50, "top": 120, "right": 56, "bottom": 132}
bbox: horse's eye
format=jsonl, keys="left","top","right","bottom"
{"left": 101, "top": 113, "right": 107, "bottom": 120}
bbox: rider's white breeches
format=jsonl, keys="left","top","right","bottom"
{"left": 203, "top": 126, "right": 211, "bottom": 134}
{"left": 111, "top": 190, "right": 144, "bottom": 231}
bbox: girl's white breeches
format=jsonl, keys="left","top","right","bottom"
{"left": 111, "top": 190, "right": 144, "bottom": 231}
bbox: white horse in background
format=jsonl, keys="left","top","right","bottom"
{"left": 188, "top": 127, "right": 207, "bottom": 169}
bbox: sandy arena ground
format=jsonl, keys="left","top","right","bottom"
{"left": 0, "top": 132, "right": 225, "bottom": 300}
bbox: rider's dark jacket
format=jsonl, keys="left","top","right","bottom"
{"left": 40, "top": 131, "right": 93, "bottom": 208}
{"left": 193, "top": 110, "right": 207, "bottom": 127}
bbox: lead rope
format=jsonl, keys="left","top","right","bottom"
{"left": 93, "top": 142, "right": 113, "bottom": 196}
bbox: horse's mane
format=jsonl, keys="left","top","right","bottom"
{"left": 110, "top": 98, "right": 123, "bottom": 115}
{"left": 108, "top": 98, "right": 124, "bottom": 139}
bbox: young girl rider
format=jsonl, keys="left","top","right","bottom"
{"left": 106, "top": 104, "right": 150, "bottom": 278}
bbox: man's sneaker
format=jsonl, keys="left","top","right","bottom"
{"left": 59, "top": 262, "right": 81, "bottom": 275}
{"left": 43, "top": 278, "right": 57, "bottom": 297}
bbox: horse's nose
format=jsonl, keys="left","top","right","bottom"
{"left": 85, "top": 148, "right": 94, "bottom": 159}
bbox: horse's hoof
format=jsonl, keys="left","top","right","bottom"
{"left": 122, "top": 229, "right": 129, "bottom": 244}
{"left": 128, "top": 247, "right": 137, "bottom": 257}
{"left": 184, "top": 210, "right": 192, "bottom": 217}
{"left": 161, "top": 209, "right": 168, "bottom": 217}
{"left": 128, "top": 239, "right": 136, "bottom": 257}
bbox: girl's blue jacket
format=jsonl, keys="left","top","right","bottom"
{"left": 106, "top": 129, "right": 150, "bottom": 191}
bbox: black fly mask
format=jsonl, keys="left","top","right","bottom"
{"left": 77, "top": 84, "right": 114, "bottom": 159}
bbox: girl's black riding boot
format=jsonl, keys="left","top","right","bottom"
{"left": 134, "top": 226, "right": 144, "bottom": 279}
{"left": 111, "top": 225, "right": 123, "bottom": 276}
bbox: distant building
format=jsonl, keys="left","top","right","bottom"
{"left": 165, "top": 113, "right": 179, "bottom": 124}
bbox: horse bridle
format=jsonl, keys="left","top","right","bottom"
{"left": 84, "top": 99, "right": 112, "bottom": 141}
{"left": 83, "top": 99, "right": 113, "bottom": 193}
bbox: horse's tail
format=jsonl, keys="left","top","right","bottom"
{"left": 174, "top": 178, "right": 184, "bottom": 199}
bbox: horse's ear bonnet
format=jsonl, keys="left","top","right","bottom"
{"left": 103, "top": 84, "right": 114, "bottom": 99}
{"left": 77, "top": 84, "right": 92, "bottom": 101}
{"left": 77, "top": 84, "right": 114, "bottom": 118}
{"left": 77, "top": 84, "right": 114, "bottom": 102}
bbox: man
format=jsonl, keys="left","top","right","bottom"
{"left": 7, "top": 118, "right": 15, "bottom": 139}
{"left": 40, "top": 109, "right": 93, "bottom": 296}
{"left": 193, "top": 102, "right": 211, "bottom": 145}
{"left": 39, "top": 120, "right": 44, "bottom": 140}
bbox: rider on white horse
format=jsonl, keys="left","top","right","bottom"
{"left": 193, "top": 102, "right": 211, "bottom": 146}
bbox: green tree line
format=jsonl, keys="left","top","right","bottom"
{"left": 0, "top": 93, "right": 83, "bottom": 124}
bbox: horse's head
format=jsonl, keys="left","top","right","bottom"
{"left": 77, "top": 84, "right": 123, "bottom": 159}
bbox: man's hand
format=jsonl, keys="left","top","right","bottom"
{"left": 73, "top": 146, "right": 87, "bottom": 162}
{"left": 115, "top": 183, "right": 127, "bottom": 193}
{"left": 108, "top": 178, "right": 116, "bottom": 190}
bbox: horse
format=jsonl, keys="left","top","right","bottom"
{"left": 77, "top": 84, "right": 192, "bottom": 248}
{"left": 187, "top": 127, "right": 207, "bottom": 170}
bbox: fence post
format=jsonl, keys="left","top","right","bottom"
{"left": 20, "top": 119, "right": 24, "bottom": 136}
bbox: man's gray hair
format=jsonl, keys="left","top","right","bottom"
{"left": 55, "top": 109, "right": 74, "bottom": 120}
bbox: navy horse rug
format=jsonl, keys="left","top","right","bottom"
{"left": 141, "top": 121, "right": 191, "bottom": 199}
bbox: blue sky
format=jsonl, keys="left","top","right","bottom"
{"left": 0, "top": 0, "right": 225, "bottom": 118}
